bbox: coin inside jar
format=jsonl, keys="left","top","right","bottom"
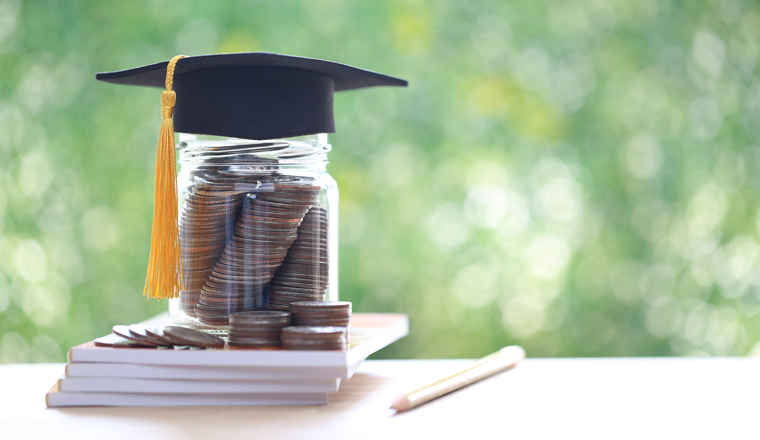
{"left": 194, "top": 180, "right": 323, "bottom": 324}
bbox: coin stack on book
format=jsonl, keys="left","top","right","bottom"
{"left": 281, "top": 326, "right": 348, "bottom": 351}
{"left": 290, "top": 301, "right": 351, "bottom": 327}
{"left": 227, "top": 311, "right": 292, "bottom": 349}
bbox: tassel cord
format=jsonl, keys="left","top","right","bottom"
{"left": 143, "top": 55, "right": 186, "bottom": 300}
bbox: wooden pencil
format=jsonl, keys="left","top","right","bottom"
{"left": 391, "top": 345, "right": 525, "bottom": 412}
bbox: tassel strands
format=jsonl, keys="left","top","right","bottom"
{"left": 143, "top": 55, "right": 186, "bottom": 300}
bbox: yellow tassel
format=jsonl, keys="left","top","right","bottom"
{"left": 143, "top": 55, "right": 186, "bottom": 300}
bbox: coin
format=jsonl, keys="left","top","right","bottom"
{"left": 128, "top": 325, "right": 171, "bottom": 346}
{"left": 226, "top": 310, "right": 292, "bottom": 348}
{"left": 288, "top": 301, "right": 351, "bottom": 327}
{"left": 230, "top": 310, "right": 291, "bottom": 325}
{"left": 290, "top": 301, "right": 351, "bottom": 312}
{"left": 280, "top": 326, "right": 347, "bottom": 350}
{"left": 143, "top": 326, "right": 177, "bottom": 346}
{"left": 163, "top": 326, "right": 225, "bottom": 348}
{"left": 95, "top": 333, "right": 149, "bottom": 348}
{"left": 191, "top": 177, "right": 329, "bottom": 325}
{"left": 281, "top": 326, "right": 347, "bottom": 338}
{"left": 112, "top": 325, "right": 161, "bottom": 347}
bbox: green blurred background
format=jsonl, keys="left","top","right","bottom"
{"left": 1, "top": 0, "right": 760, "bottom": 362}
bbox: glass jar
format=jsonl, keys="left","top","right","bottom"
{"left": 169, "top": 132, "right": 338, "bottom": 329}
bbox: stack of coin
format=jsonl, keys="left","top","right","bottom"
{"left": 280, "top": 326, "right": 347, "bottom": 350}
{"left": 267, "top": 207, "right": 329, "bottom": 310}
{"left": 227, "top": 310, "right": 292, "bottom": 348}
{"left": 195, "top": 181, "right": 321, "bottom": 325}
{"left": 179, "top": 174, "right": 250, "bottom": 316}
{"left": 290, "top": 301, "right": 351, "bottom": 327}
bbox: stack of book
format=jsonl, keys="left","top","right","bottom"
{"left": 46, "top": 313, "right": 408, "bottom": 407}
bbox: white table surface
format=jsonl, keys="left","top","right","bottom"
{"left": 2, "top": 358, "right": 759, "bottom": 440}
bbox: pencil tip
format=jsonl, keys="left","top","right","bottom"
{"left": 391, "top": 394, "right": 410, "bottom": 411}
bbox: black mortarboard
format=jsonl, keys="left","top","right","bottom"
{"left": 96, "top": 52, "right": 408, "bottom": 140}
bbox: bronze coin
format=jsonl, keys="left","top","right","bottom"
{"left": 182, "top": 245, "right": 226, "bottom": 254}
{"left": 247, "top": 208, "right": 305, "bottom": 219}
{"left": 239, "top": 213, "right": 302, "bottom": 224}
{"left": 249, "top": 199, "right": 308, "bottom": 210}
{"left": 190, "top": 189, "right": 249, "bottom": 198}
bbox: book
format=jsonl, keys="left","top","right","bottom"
{"left": 46, "top": 382, "right": 328, "bottom": 407}
{"left": 47, "top": 313, "right": 407, "bottom": 407}
{"left": 58, "top": 376, "right": 341, "bottom": 393}
{"left": 65, "top": 362, "right": 348, "bottom": 380}
{"left": 66, "top": 313, "right": 408, "bottom": 379}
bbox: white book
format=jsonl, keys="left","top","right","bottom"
{"left": 65, "top": 362, "right": 347, "bottom": 380}
{"left": 46, "top": 383, "right": 327, "bottom": 407}
{"left": 58, "top": 375, "right": 341, "bottom": 393}
{"left": 66, "top": 314, "right": 407, "bottom": 379}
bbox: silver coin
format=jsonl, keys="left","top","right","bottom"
{"left": 112, "top": 325, "right": 160, "bottom": 347}
{"left": 163, "top": 326, "right": 225, "bottom": 348}
{"left": 144, "top": 326, "right": 178, "bottom": 346}
{"left": 128, "top": 325, "right": 171, "bottom": 346}
{"left": 95, "top": 333, "right": 148, "bottom": 348}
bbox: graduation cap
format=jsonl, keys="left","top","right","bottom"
{"left": 96, "top": 52, "right": 408, "bottom": 140}
{"left": 96, "top": 53, "right": 407, "bottom": 300}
